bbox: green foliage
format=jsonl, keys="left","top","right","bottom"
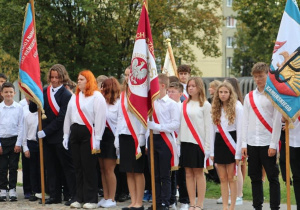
{"left": 0, "top": 0, "right": 222, "bottom": 81}
{"left": 232, "top": 0, "right": 292, "bottom": 76}
{"left": 0, "top": 48, "right": 19, "bottom": 82}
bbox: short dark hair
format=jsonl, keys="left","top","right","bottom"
{"left": 168, "top": 82, "right": 183, "bottom": 93}
{"left": 177, "top": 64, "right": 191, "bottom": 74}
{"left": 0, "top": 73, "right": 7, "bottom": 81}
{"left": 1, "top": 82, "right": 15, "bottom": 91}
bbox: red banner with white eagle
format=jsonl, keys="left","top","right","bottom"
{"left": 127, "top": 1, "right": 160, "bottom": 128}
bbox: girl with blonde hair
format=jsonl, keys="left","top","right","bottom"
{"left": 210, "top": 82, "right": 243, "bottom": 210}
{"left": 179, "top": 77, "right": 211, "bottom": 210}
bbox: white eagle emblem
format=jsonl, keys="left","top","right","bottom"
{"left": 130, "top": 58, "right": 148, "bottom": 84}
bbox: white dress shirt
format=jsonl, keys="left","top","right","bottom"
{"left": 210, "top": 101, "right": 243, "bottom": 159}
{"left": 51, "top": 85, "right": 63, "bottom": 93}
{"left": 289, "top": 119, "right": 300, "bottom": 148}
{"left": 152, "top": 95, "right": 180, "bottom": 134}
{"left": 178, "top": 100, "right": 211, "bottom": 154}
{"left": 63, "top": 91, "right": 106, "bottom": 141}
{"left": 0, "top": 101, "right": 24, "bottom": 146}
{"left": 181, "top": 83, "right": 188, "bottom": 98}
{"left": 116, "top": 95, "right": 146, "bottom": 136}
{"left": 106, "top": 99, "right": 120, "bottom": 131}
{"left": 241, "top": 88, "right": 281, "bottom": 149}
{"left": 22, "top": 105, "right": 38, "bottom": 152}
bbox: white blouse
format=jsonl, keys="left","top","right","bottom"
{"left": 210, "top": 101, "right": 243, "bottom": 159}
{"left": 63, "top": 91, "right": 106, "bottom": 141}
{"left": 178, "top": 100, "right": 211, "bottom": 154}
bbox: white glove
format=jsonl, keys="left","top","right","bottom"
{"left": 116, "top": 148, "right": 120, "bottom": 157}
{"left": 37, "top": 130, "right": 46, "bottom": 139}
{"left": 138, "top": 134, "right": 146, "bottom": 146}
{"left": 177, "top": 144, "right": 181, "bottom": 157}
{"left": 205, "top": 152, "right": 210, "bottom": 160}
{"left": 62, "top": 138, "right": 69, "bottom": 150}
{"left": 114, "top": 136, "right": 119, "bottom": 149}
{"left": 95, "top": 139, "right": 100, "bottom": 150}
{"left": 147, "top": 121, "right": 161, "bottom": 131}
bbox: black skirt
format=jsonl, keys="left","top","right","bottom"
{"left": 214, "top": 131, "right": 236, "bottom": 164}
{"left": 119, "top": 134, "right": 145, "bottom": 173}
{"left": 98, "top": 127, "right": 117, "bottom": 159}
{"left": 180, "top": 142, "right": 205, "bottom": 168}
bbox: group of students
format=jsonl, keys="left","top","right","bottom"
{"left": 0, "top": 60, "right": 299, "bottom": 210}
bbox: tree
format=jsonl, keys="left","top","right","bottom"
{"left": 0, "top": 0, "right": 222, "bottom": 81}
{"left": 232, "top": 0, "right": 289, "bottom": 76}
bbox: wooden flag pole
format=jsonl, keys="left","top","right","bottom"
{"left": 30, "top": 0, "right": 46, "bottom": 205}
{"left": 166, "top": 39, "right": 178, "bottom": 77}
{"left": 38, "top": 108, "right": 46, "bottom": 205}
{"left": 285, "top": 120, "right": 291, "bottom": 210}
{"left": 149, "top": 116, "right": 156, "bottom": 210}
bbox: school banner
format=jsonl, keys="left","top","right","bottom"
{"left": 162, "top": 39, "right": 178, "bottom": 77}
{"left": 264, "top": 0, "right": 300, "bottom": 122}
{"left": 18, "top": 2, "right": 44, "bottom": 113}
{"left": 127, "top": 0, "right": 160, "bottom": 127}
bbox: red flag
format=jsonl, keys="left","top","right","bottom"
{"left": 127, "top": 1, "right": 160, "bottom": 127}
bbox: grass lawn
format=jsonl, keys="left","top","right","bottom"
{"left": 206, "top": 171, "right": 296, "bottom": 205}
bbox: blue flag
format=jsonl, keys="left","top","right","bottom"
{"left": 18, "top": 3, "right": 44, "bottom": 113}
{"left": 265, "top": 0, "right": 300, "bottom": 122}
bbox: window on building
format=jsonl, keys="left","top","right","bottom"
{"left": 226, "top": 17, "right": 236, "bottom": 28}
{"left": 227, "top": 0, "right": 233, "bottom": 7}
{"left": 226, "top": 57, "right": 233, "bottom": 68}
{"left": 227, "top": 37, "right": 234, "bottom": 48}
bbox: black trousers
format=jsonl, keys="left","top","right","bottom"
{"left": 44, "top": 139, "right": 76, "bottom": 200}
{"left": 177, "top": 167, "right": 189, "bottom": 204}
{"left": 0, "top": 137, "right": 20, "bottom": 190}
{"left": 170, "top": 171, "right": 177, "bottom": 205}
{"left": 27, "top": 141, "right": 41, "bottom": 194}
{"left": 22, "top": 148, "right": 31, "bottom": 194}
{"left": 70, "top": 124, "right": 98, "bottom": 203}
{"left": 290, "top": 146, "right": 300, "bottom": 209}
{"left": 247, "top": 145, "right": 280, "bottom": 210}
{"left": 115, "top": 165, "right": 129, "bottom": 195}
{"left": 148, "top": 134, "right": 172, "bottom": 206}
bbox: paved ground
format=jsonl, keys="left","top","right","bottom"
{"left": 3, "top": 170, "right": 294, "bottom": 210}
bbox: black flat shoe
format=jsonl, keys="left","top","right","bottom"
{"left": 122, "top": 207, "right": 130, "bottom": 210}
{"left": 39, "top": 197, "right": 61, "bottom": 204}
{"left": 130, "top": 206, "right": 144, "bottom": 210}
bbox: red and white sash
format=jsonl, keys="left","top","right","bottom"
{"left": 183, "top": 101, "right": 213, "bottom": 170}
{"left": 47, "top": 86, "right": 60, "bottom": 116}
{"left": 152, "top": 108, "right": 179, "bottom": 171}
{"left": 217, "top": 123, "right": 236, "bottom": 156}
{"left": 121, "top": 91, "right": 142, "bottom": 159}
{"left": 76, "top": 93, "right": 100, "bottom": 154}
{"left": 106, "top": 118, "right": 116, "bottom": 136}
{"left": 249, "top": 91, "right": 273, "bottom": 133}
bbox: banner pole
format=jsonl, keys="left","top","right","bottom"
{"left": 285, "top": 120, "right": 291, "bottom": 210}
{"left": 149, "top": 116, "right": 156, "bottom": 210}
{"left": 166, "top": 39, "right": 178, "bottom": 77}
{"left": 38, "top": 108, "right": 46, "bottom": 205}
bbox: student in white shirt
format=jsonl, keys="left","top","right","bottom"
{"left": 0, "top": 82, "right": 24, "bottom": 202}
{"left": 241, "top": 62, "right": 281, "bottom": 210}
{"left": 177, "top": 65, "right": 191, "bottom": 101}
{"left": 147, "top": 74, "right": 180, "bottom": 210}
{"left": 22, "top": 98, "right": 40, "bottom": 201}
{"left": 97, "top": 77, "right": 120, "bottom": 208}
{"left": 167, "top": 81, "right": 184, "bottom": 210}
{"left": 210, "top": 82, "right": 243, "bottom": 210}
{"left": 178, "top": 77, "right": 211, "bottom": 210}
{"left": 63, "top": 70, "right": 106, "bottom": 209}
{"left": 114, "top": 68, "right": 146, "bottom": 210}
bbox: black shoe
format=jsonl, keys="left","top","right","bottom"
{"left": 130, "top": 206, "right": 144, "bottom": 210}
{"left": 122, "top": 208, "right": 130, "bottom": 210}
{"left": 65, "top": 197, "right": 75, "bottom": 206}
{"left": 29, "top": 195, "right": 38, "bottom": 201}
{"left": 63, "top": 195, "right": 71, "bottom": 202}
{"left": 39, "top": 197, "right": 61, "bottom": 204}
{"left": 118, "top": 193, "right": 130, "bottom": 202}
{"left": 24, "top": 192, "right": 31, "bottom": 199}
